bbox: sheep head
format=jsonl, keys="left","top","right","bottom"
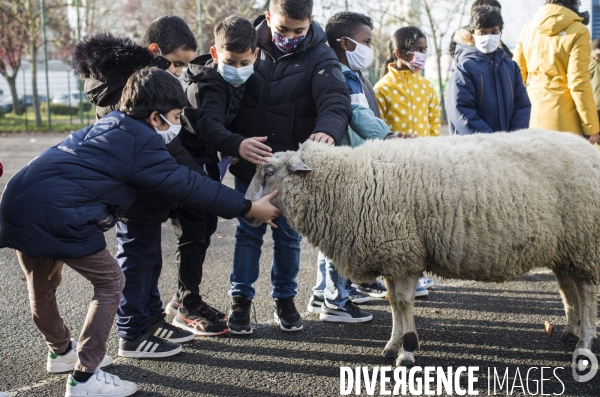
{"left": 243, "top": 150, "right": 312, "bottom": 227}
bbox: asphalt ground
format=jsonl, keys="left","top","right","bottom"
{"left": 0, "top": 133, "right": 599, "bottom": 397}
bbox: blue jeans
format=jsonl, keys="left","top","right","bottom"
{"left": 115, "top": 221, "right": 164, "bottom": 340}
{"left": 229, "top": 177, "right": 302, "bottom": 299}
{"left": 313, "top": 251, "right": 349, "bottom": 308}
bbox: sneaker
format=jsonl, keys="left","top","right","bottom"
{"left": 419, "top": 277, "right": 435, "bottom": 289}
{"left": 307, "top": 295, "right": 324, "bottom": 314}
{"left": 118, "top": 331, "right": 182, "bottom": 359}
{"left": 415, "top": 284, "right": 429, "bottom": 298}
{"left": 228, "top": 295, "right": 253, "bottom": 335}
{"left": 47, "top": 339, "right": 112, "bottom": 373}
{"left": 273, "top": 297, "right": 303, "bottom": 332}
{"left": 346, "top": 283, "right": 372, "bottom": 304}
{"left": 65, "top": 368, "right": 136, "bottom": 397}
{"left": 166, "top": 294, "right": 226, "bottom": 322}
{"left": 319, "top": 301, "right": 373, "bottom": 323}
{"left": 150, "top": 316, "right": 195, "bottom": 343}
{"left": 355, "top": 280, "right": 388, "bottom": 298}
{"left": 173, "top": 305, "right": 229, "bottom": 337}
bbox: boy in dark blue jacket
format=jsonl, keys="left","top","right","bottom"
{"left": 447, "top": 6, "right": 531, "bottom": 134}
{"left": 0, "top": 68, "right": 280, "bottom": 397}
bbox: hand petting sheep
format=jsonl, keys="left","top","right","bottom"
{"left": 243, "top": 129, "right": 600, "bottom": 367}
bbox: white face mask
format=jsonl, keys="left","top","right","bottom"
{"left": 217, "top": 62, "right": 254, "bottom": 85}
{"left": 155, "top": 114, "right": 182, "bottom": 144}
{"left": 338, "top": 37, "right": 374, "bottom": 71}
{"left": 474, "top": 34, "right": 501, "bottom": 54}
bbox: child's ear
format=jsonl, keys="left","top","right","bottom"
{"left": 394, "top": 49, "right": 402, "bottom": 61}
{"left": 148, "top": 43, "right": 160, "bottom": 57}
{"left": 265, "top": 11, "right": 271, "bottom": 26}
{"left": 209, "top": 46, "right": 219, "bottom": 64}
{"left": 309, "top": 16, "right": 314, "bottom": 24}
{"left": 253, "top": 47, "right": 259, "bottom": 59}
{"left": 147, "top": 110, "right": 161, "bottom": 128}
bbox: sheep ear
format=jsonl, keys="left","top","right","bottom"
{"left": 289, "top": 161, "right": 312, "bottom": 174}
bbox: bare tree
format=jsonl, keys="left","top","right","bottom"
{"left": 0, "top": 3, "right": 27, "bottom": 115}
{"left": 419, "top": 0, "right": 469, "bottom": 123}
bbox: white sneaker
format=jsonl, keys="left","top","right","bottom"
{"left": 48, "top": 338, "right": 113, "bottom": 373}
{"left": 65, "top": 368, "right": 137, "bottom": 397}
{"left": 0, "top": 392, "right": 11, "bottom": 397}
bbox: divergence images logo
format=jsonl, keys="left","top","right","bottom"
{"left": 572, "top": 349, "right": 598, "bottom": 382}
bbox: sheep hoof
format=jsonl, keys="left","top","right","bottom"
{"left": 382, "top": 349, "right": 398, "bottom": 360}
{"left": 396, "top": 351, "right": 415, "bottom": 367}
{"left": 561, "top": 327, "right": 579, "bottom": 343}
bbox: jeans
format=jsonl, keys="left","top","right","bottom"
{"left": 115, "top": 221, "right": 164, "bottom": 340}
{"left": 16, "top": 249, "right": 125, "bottom": 373}
{"left": 312, "top": 251, "right": 349, "bottom": 308}
{"left": 229, "top": 177, "right": 302, "bottom": 299}
{"left": 170, "top": 164, "right": 219, "bottom": 311}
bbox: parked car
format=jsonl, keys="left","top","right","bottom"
{"left": 52, "top": 91, "right": 89, "bottom": 106}
{"left": 0, "top": 95, "right": 47, "bottom": 113}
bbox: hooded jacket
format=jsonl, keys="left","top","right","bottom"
{"left": 0, "top": 112, "right": 248, "bottom": 259}
{"left": 73, "top": 32, "right": 210, "bottom": 224}
{"left": 182, "top": 54, "right": 245, "bottom": 163}
{"left": 229, "top": 15, "right": 352, "bottom": 182}
{"left": 514, "top": 4, "right": 599, "bottom": 136}
{"left": 447, "top": 29, "right": 530, "bottom": 134}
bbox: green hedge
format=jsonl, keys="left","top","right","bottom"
{"left": 41, "top": 102, "right": 92, "bottom": 115}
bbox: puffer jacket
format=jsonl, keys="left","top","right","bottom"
{"left": 0, "top": 112, "right": 248, "bottom": 259}
{"left": 73, "top": 32, "right": 210, "bottom": 224}
{"left": 447, "top": 29, "right": 530, "bottom": 134}
{"left": 514, "top": 4, "right": 599, "bottom": 136}
{"left": 230, "top": 15, "right": 351, "bottom": 182}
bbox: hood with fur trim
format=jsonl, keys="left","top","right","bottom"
{"left": 592, "top": 49, "right": 600, "bottom": 62}
{"left": 72, "top": 32, "right": 154, "bottom": 110}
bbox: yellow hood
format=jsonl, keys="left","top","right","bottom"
{"left": 532, "top": 4, "right": 582, "bottom": 36}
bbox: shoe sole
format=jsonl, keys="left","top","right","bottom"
{"left": 65, "top": 385, "right": 137, "bottom": 397}
{"left": 319, "top": 313, "right": 373, "bottom": 323}
{"left": 228, "top": 327, "right": 253, "bottom": 335}
{"left": 273, "top": 313, "right": 303, "bottom": 332}
{"left": 165, "top": 304, "right": 178, "bottom": 318}
{"left": 47, "top": 355, "right": 112, "bottom": 373}
{"left": 420, "top": 282, "right": 435, "bottom": 289}
{"left": 349, "top": 295, "right": 372, "bottom": 304}
{"left": 172, "top": 318, "right": 229, "bottom": 337}
{"left": 117, "top": 345, "right": 182, "bottom": 359}
{"left": 357, "top": 290, "right": 388, "bottom": 299}
{"left": 307, "top": 304, "right": 322, "bottom": 314}
{"left": 415, "top": 291, "right": 429, "bottom": 298}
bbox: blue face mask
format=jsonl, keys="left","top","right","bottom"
{"left": 217, "top": 63, "right": 254, "bottom": 85}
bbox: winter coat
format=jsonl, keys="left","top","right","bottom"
{"left": 0, "top": 112, "right": 248, "bottom": 259}
{"left": 447, "top": 36, "right": 531, "bottom": 135}
{"left": 229, "top": 15, "right": 352, "bottom": 182}
{"left": 374, "top": 65, "right": 441, "bottom": 137}
{"left": 182, "top": 54, "right": 245, "bottom": 162}
{"left": 73, "top": 32, "right": 210, "bottom": 225}
{"left": 514, "top": 4, "right": 600, "bottom": 136}
{"left": 590, "top": 49, "right": 600, "bottom": 121}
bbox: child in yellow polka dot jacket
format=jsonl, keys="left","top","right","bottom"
{"left": 374, "top": 27, "right": 441, "bottom": 137}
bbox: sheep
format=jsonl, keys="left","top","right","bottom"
{"left": 243, "top": 129, "right": 600, "bottom": 367}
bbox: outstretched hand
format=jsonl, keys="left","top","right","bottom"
{"left": 239, "top": 137, "right": 273, "bottom": 165}
{"left": 309, "top": 132, "right": 335, "bottom": 146}
{"left": 248, "top": 190, "right": 282, "bottom": 228}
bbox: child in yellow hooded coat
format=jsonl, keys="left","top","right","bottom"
{"left": 374, "top": 27, "right": 441, "bottom": 137}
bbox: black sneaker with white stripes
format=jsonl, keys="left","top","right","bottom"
{"left": 118, "top": 331, "right": 182, "bottom": 359}
{"left": 149, "top": 317, "right": 194, "bottom": 343}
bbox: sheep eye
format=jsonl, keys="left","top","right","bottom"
{"left": 264, "top": 169, "right": 274, "bottom": 177}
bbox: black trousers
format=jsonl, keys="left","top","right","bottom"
{"left": 170, "top": 164, "right": 220, "bottom": 311}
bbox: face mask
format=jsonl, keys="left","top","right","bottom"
{"left": 474, "top": 34, "right": 501, "bottom": 54}
{"left": 338, "top": 37, "right": 374, "bottom": 71}
{"left": 404, "top": 51, "right": 427, "bottom": 73}
{"left": 272, "top": 31, "right": 306, "bottom": 53}
{"left": 155, "top": 114, "right": 181, "bottom": 144}
{"left": 217, "top": 62, "right": 254, "bottom": 85}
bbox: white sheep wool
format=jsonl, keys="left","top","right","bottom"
{"left": 244, "top": 129, "right": 600, "bottom": 366}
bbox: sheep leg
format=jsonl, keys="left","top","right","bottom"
{"left": 382, "top": 278, "right": 403, "bottom": 360}
{"left": 574, "top": 280, "right": 599, "bottom": 352}
{"left": 393, "top": 275, "right": 420, "bottom": 367}
{"left": 555, "top": 274, "right": 581, "bottom": 342}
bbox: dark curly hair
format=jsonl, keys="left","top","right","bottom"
{"left": 469, "top": 5, "right": 504, "bottom": 32}
{"left": 380, "top": 26, "right": 426, "bottom": 78}
{"left": 471, "top": 0, "right": 501, "bottom": 13}
{"left": 119, "top": 67, "right": 186, "bottom": 119}
{"left": 325, "top": 12, "right": 373, "bottom": 49}
{"left": 140, "top": 16, "right": 197, "bottom": 56}
{"left": 214, "top": 15, "right": 257, "bottom": 53}
{"left": 270, "top": 0, "right": 313, "bottom": 20}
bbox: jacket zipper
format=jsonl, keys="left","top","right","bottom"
{"left": 259, "top": 50, "right": 297, "bottom": 123}
{"left": 480, "top": 75, "right": 484, "bottom": 104}
{"left": 507, "top": 72, "right": 514, "bottom": 99}
{"left": 290, "top": 104, "right": 296, "bottom": 147}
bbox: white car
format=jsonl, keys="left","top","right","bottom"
{"left": 52, "top": 91, "right": 89, "bottom": 106}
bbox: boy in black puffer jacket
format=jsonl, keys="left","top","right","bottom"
{"left": 164, "top": 15, "right": 266, "bottom": 337}
{"left": 202, "top": 0, "right": 352, "bottom": 335}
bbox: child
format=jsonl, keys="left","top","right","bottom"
{"left": 447, "top": 6, "right": 530, "bottom": 134}
{"left": 164, "top": 15, "right": 263, "bottom": 337}
{"left": 206, "top": 0, "right": 352, "bottom": 334}
{"left": 374, "top": 27, "right": 441, "bottom": 138}
{"left": 74, "top": 16, "right": 218, "bottom": 358}
{"left": 0, "top": 67, "right": 280, "bottom": 397}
